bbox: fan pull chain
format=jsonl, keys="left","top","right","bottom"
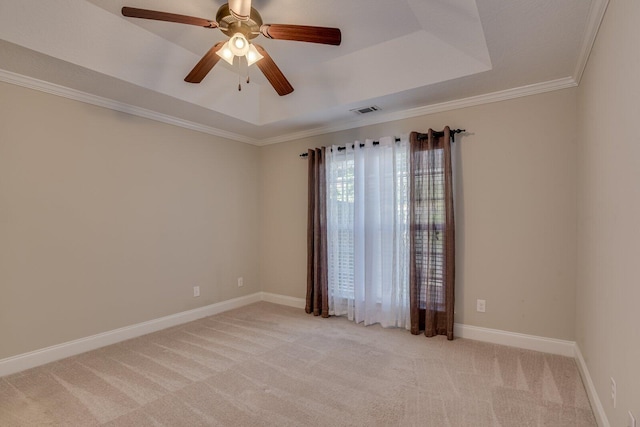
{"left": 246, "top": 60, "right": 250, "bottom": 85}
{"left": 236, "top": 58, "right": 250, "bottom": 92}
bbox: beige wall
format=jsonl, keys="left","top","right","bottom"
{"left": 576, "top": 0, "right": 640, "bottom": 425}
{"left": 0, "top": 82, "right": 261, "bottom": 359}
{"left": 0, "top": 77, "right": 580, "bottom": 360}
{"left": 260, "top": 88, "right": 579, "bottom": 341}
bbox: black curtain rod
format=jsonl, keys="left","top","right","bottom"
{"left": 299, "top": 129, "right": 466, "bottom": 158}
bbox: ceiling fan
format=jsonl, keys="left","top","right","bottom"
{"left": 121, "top": 0, "right": 342, "bottom": 96}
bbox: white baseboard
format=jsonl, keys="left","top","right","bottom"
{"left": 0, "top": 288, "right": 607, "bottom": 427}
{"left": 454, "top": 323, "right": 576, "bottom": 357}
{"left": 262, "top": 294, "right": 576, "bottom": 357}
{"left": 0, "top": 292, "right": 262, "bottom": 377}
{"left": 0, "top": 292, "right": 578, "bottom": 377}
{"left": 260, "top": 292, "right": 306, "bottom": 309}
{"left": 454, "top": 323, "right": 610, "bottom": 425}
{"left": 574, "top": 345, "right": 610, "bottom": 427}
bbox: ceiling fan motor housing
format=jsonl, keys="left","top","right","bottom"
{"left": 216, "top": 4, "right": 262, "bottom": 39}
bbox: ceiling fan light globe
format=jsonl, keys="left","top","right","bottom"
{"left": 215, "top": 41, "right": 235, "bottom": 65}
{"left": 229, "top": 33, "right": 250, "bottom": 56}
{"left": 246, "top": 44, "right": 263, "bottom": 66}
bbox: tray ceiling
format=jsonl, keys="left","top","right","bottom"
{"left": 0, "top": 0, "right": 605, "bottom": 144}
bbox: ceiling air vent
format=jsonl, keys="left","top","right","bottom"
{"left": 350, "top": 105, "right": 381, "bottom": 115}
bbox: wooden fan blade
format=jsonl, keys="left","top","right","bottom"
{"left": 185, "top": 42, "right": 225, "bottom": 83}
{"left": 253, "top": 45, "right": 294, "bottom": 96}
{"left": 260, "top": 24, "right": 341, "bottom": 45}
{"left": 122, "top": 7, "right": 217, "bottom": 28}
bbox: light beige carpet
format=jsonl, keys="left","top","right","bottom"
{"left": 0, "top": 302, "right": 595, "bottom": 426}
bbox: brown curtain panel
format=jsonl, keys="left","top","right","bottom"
{"left": 409, "top": 127, "right": 455, "bottom": 339}
{"left": 305, "top": 148, "right": 329, "bottom": 317}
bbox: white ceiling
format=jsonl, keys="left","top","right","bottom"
{"left": 0, "top": 0, "right": 606, "bottom": 145}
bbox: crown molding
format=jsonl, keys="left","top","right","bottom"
{"left": 258, "top": 77, "right": 578, "bottom": 146}
{"left": 0, "top": 69, "right": 259, "bottom": 145}
{"left": 2, "top": 0, "right": 606, "bottom": 147}
{"left": 573, "top": 0, "right": 610, "bottom": 84}
{"left": 1, "top": 69, "right": 577, "bottom": 147}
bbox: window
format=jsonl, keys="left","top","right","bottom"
{"left": 325, "top": 137, "right": 412, "bottom": 328}
{"left": 413, "top": 148, "right": 445, "bottom": 308}
{"left": 327, "top": 155, "right": 355, "bottom": 299}
{"left": 307, "top": 128, "right": 455, "bottom": 338}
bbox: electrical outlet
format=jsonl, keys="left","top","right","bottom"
{"left": 237, "top": 277, "right": 244, "bottom": 287}
{"left": 193, "top": 286, "right": 200, "bottom": 297}
{"left": 629, "top": 411, "right": 637, "bottom": 427}
{"left": 611, "top": 377, "right": 616, "bottom": 408}
{"left": 476, "top": 299, "right": 486, "bottom": 313}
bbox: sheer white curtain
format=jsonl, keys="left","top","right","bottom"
{"left": 326, "top": 136, "right": 411, "bottom": 329}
